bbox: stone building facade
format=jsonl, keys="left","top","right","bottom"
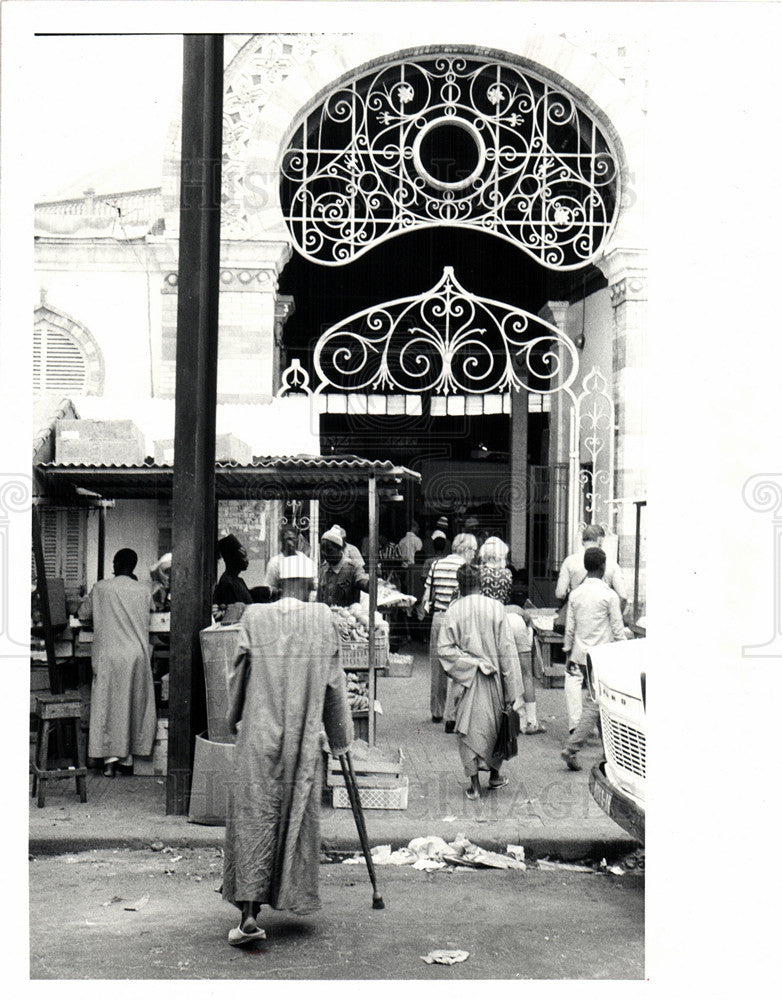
{"left": 34, "top": 29, "right": 647, "bottom": 609}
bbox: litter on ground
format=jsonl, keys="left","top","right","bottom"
{"left": 421, "top": 950, "right": 469, "bottom": 965}
{"left": 536, "top": 860, "right": 594, "bottom": 873}
{"left": 341, "top": 836, "right": 526, "bottom": 871}
{"left": 123, "top": 893, "right": 150, "bottom": 911}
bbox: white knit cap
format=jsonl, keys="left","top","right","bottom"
{"left": 321, "top": 526, "right": 345, "bottom": 547}
{"left": 279, "top": 553, "right": 317, "bottom": 581}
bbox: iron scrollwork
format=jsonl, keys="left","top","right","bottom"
{"left": 281, "top": 56, "right": 619, "bottom": 269}
{"left": 312, "top": 266, "right": 579, "bottom": 397}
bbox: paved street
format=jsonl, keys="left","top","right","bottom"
{"left": 29, "top": 847, "right": 643, "bottom": 980}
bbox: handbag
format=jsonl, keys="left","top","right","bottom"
{"left": 552, "top": 599, "right": 568, "bottom": 635}
{"left": 492, "top": 667, "right": 521, "bottom": 762}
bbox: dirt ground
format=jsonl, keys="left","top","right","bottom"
{"left": 29, "top": 846, "right": 644, "bottom": 980}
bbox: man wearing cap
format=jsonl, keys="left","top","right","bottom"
{"left": 222, "top": 552, "right": 353, "bottom": 945}
{"left": 213, "top": 533, "right": 254, "bottom": 606}
{"left": 333, "top": 524, "right": 366, "bottom": 569}
{"left": 318, "top": 526, "right": 370, "bottom": 607}
{"left": 424, "top": 516, "right": 452, "bottom": 558}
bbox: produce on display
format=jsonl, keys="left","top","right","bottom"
{"left": 330, "top": 605, "right": 388, "bottom": 642}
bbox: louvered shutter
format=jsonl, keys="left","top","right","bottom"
{"left": 31, "top": 508, "right": 86, "bottom": 591}
{"left": 33, "top": 325, "right": 88, "bottom": 395}
{"left": 31, "top": 508, "right": 57, "bottom": 584}
{"left": 61, "top": 509, "right": 86, "bottom": 589}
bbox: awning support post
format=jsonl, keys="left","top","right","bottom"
{"left": 97, "top": 504, "right": 106, "bottom": 581}
{"left": 367, "top": 473, "right": 378, "bottom": 746}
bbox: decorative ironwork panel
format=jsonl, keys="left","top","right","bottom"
{"left": 281, "top": 56, "right": 619, "bottom": 268}
{"left": 312, "top": 266, "right": 580, "bottom": 396}
{"left": 574, "top": 367, "right": 615, "bottom": 532}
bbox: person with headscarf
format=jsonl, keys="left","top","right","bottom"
{"left": 317, "top": 525, "right": 370, "bottom": 607}
{"left": 221, "top": 553, "right": 353, "bottom": 945}
{"left": 78, "top": 548, "right": 157, "bottom": 777}
{"left": 478, "top": 536, "right": 513, "bottom": 605}
{"left": 438, "top": 563, "right": 524, "bottom": 800}
{"left": 213, "top": 533, "right": 254, "bottom": 607}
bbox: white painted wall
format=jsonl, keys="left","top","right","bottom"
{"left": 35, "top": 261, "right": 154, "bottom": 400}
{"left": 84, "top": 499, "right": 159, "bottom": 592}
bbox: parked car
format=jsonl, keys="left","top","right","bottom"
{"left": 587, "top": 637, "right": 646, "bottom": 843}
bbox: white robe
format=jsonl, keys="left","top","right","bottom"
{"left": 81, "top": 575, "right": 156, "bottom": 760}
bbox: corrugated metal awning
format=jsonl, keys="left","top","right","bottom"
{"left": 35, "top": 455, "right": 420, "bottom": 501}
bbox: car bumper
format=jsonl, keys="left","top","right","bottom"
{"left": 589, "top": 761, "right": 645, "bottom": 844}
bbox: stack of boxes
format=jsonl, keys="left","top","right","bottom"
{"left": 326, "top": 741, "right": 408, "bottom": 810}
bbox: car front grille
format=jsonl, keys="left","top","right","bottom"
{"left": 600, "top": 708, "right": 646, "bottom": 780}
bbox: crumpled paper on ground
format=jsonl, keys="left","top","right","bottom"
{"left": 421, "top": 950, "right": 469, "bottom": 965}
{"left": 343, "top": 836, "right": 526, "bottom": 871}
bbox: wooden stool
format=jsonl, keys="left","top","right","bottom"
{"left": 31, "top": 693, "right": 87, "bottom": 808}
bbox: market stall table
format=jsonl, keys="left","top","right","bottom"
{"left": 527, "top": 608, "right": 566, "bottom": 688}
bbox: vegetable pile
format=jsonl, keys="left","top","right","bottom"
{"left": 330, "top": 604, "right": 388, "bottom": 642}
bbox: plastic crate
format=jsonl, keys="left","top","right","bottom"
{"left": 332, "top": 776, "right": 409, "bottom": 810}
{"left": 326, "top": 743, "right": 403, "bottom": 787}
{"left": 385, "top": 653, "right": 414, "bottom": 677}
{"left": 339, "top": 635, "right": 389, "bottom": 671}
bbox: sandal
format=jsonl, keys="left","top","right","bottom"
{"left": 488, "top": 776, "right": 509, "bottom": 789}
{"left": 228, "top": 918, "right": 267, "bottom": 947}
{"left": 464, "top": 787, "right": 481, "bottom": 800}
{"left": 523, "top": 722, "right": 547, "bottom": 735}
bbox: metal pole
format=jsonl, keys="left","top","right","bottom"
{"left": 167, "top": 34, "right": 224, "bottom": 815}
{"left": 97, "top": 504, "right": 106, "bottom": 581}
{"left": 633, "top": 500, "right": 643, "bottom": 623}
{"left": 367, "top": 473, "right": 378, "bottom": 746}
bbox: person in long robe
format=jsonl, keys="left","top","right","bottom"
{"left": 78, "top": 548, "right": 156, "bottom": 777}
{"left": 438, "top": 562, "right": 523, "bottom": 800}
{"left": 221, "top": 553, "right": 353, "bottom": 947}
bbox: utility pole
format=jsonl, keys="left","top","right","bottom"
{"left": 167, "top": 34, "right": 224, "bottom": 815}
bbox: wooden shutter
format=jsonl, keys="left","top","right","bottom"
{"left": 61, "top": 509, "right": 86, "bottom": 589}
{"left": 33, "top": 325, "right": 88, "bottom": 395}
{"left": 31, "top": 508, "right": 86, "bottom": 592}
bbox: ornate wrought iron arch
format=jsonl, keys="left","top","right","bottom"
{"left": 280, "top": 54, "right": 620, "bottom": 269}
{"left": 311, "top": 266, "right": 580, "bottom": 397}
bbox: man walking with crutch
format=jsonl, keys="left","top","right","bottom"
{"left": 221, "top": 553, "right": 355, "bottom": 945}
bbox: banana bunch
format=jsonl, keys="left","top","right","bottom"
{"left": 330, "top": 604, "right": 387, "bottom": 642}
{"left": 344, "top": 671, "right": 369, "bottom": 711}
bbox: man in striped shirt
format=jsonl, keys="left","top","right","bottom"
{"left": 423, "top": 532, "right": 478, "bottom": 722}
